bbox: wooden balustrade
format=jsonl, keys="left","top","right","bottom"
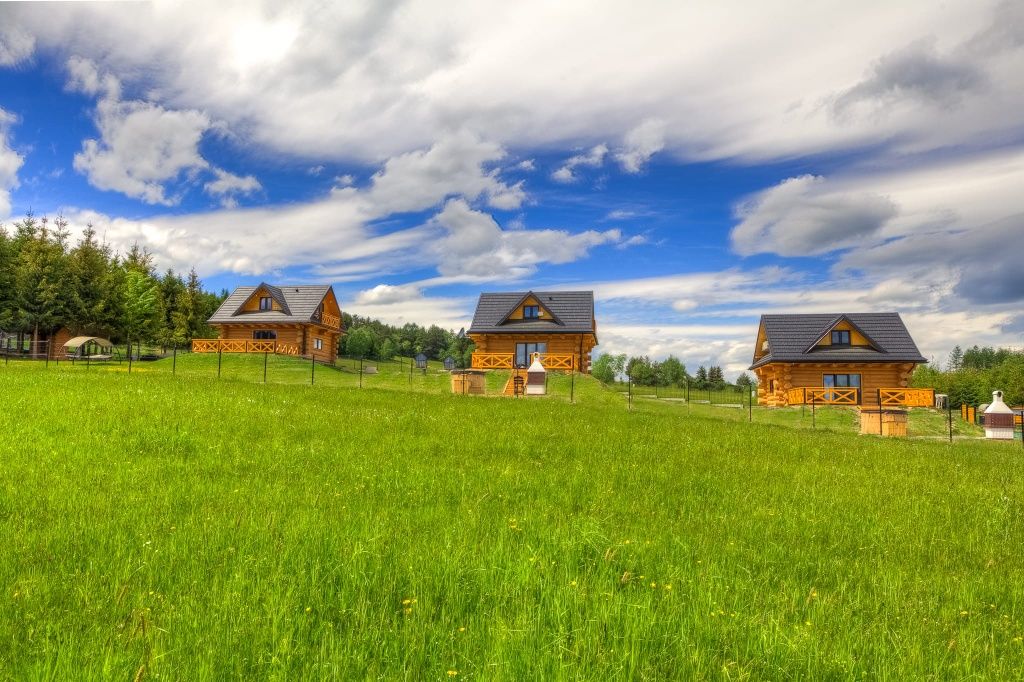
{"left": 319, "top": 312, "right": 341, "bottom": 329}
{"left": 471, "top": 353, "right": 514, "bottom": 369}
{"left": 192, "top": 339, "right": 302, "bottom": 356}
{"left": 470, "top": 352, "right": 576, "bottom": 371}
{"left": 879, "top": 388, "right": 934, "bottom": 407}
{"left": 786, "top": 387, "right": 860, "bottom": 405}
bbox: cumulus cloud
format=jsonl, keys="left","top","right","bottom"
{"left": 432, "top": 198, "right": 621, "bottom": 279}
{"left": 551, "top": 144, "right": 608, "bottom": 183}
{"left": 68, "top": 57, "right": 212, "bottom": 206}
{"left": 355, "top": 130, "right": 525, "bottom": 212}
{"left": 203, "top": 168, "right": 262, "bottom": 208}
{"left": 0, "top": 108, "right": 25, "bottom": 219}
{"left": 354, "top": 283, "right": 425, "bottom": 305}
{"left": 615, "top": 119, "right": 665, "bottom": 173}
{"left": 731, "top": 175, "right": 897, "bottom": 257}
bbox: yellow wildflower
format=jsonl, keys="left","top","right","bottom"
{"left": 447, "top": 671, "right": 458, "bottom": 677}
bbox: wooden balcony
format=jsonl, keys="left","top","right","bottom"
{"left": 879, "top": 388, "right": 934, "bottom": 407}
{"left": 318, "top": 312, "right": 341, "bottom": 330}
{"left": 470, "top": 352, "right": 576, "bottom": 371}
{"left": 786, "top": 387, "right": 936, "bottom": 407}
{"left": 192, "top": 339, "right": 301, "bottom": 355}
{"left": 787, "top": 387, "right": 860, "bottom": 405}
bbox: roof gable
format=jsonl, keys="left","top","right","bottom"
{"left": 496, "top": 291, "right": 565, "bottom": 326}
{"left": 209, "top": 284, "right": 335, "bottom": 325}
{"left": 750, "top": 312, "right": 926, "bottom": 369}
{"left": 236, "top": 283, "right": 291, "bottom": 316}
{"left": 469, "top": 290, "right": 596, "bottom": 336}
{"left": 803, "top": 315, "right": 882, "bottom": 353}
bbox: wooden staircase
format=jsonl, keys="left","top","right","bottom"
{"left": 503, "top": 368, "right": 527, "bottom": 396}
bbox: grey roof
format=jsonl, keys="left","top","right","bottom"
{"left": 750, "top": 313, "right": 927, "bottom": 369}
{"left": 468, "top": 291, "right": 596, "bottom": 335}
{"left": 208, "top": 284, "right": 333, "bottom": 324}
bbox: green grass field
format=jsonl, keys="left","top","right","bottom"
{"left": 1, "top": 356, "right": 1023, "bottom": 679}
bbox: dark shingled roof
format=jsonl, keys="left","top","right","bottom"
{"left": 750, "top": 313, "right": 926, "bottom": 369}
{"left": 208, "top": 284, "right": 333, "bottom": 324}
{"left": 469, "top": 291, "right": 596, "bottom": 335}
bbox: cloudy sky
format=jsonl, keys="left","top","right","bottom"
{"left": 1, "top": 0, "right": 1023, "bottom": 376}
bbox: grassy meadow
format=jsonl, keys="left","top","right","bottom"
{"left": 1, "top": 356, "right": 1023, "bottom": 679}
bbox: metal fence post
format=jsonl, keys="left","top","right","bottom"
{"left": 811, "top": 395, "right": 816, "bottom": 429}
{"left": 128, "top": 338, "right": 133, "bottom": 374}
{"left": 877, "top": 389, "right": 882, "bottom": 436}
{"left": 359, "top": 356, "right": 364, "bottom": 388}
{"left": 263, "top": 350, "right": 268, "bottom": 384}
{"left": 628, "top": 376, "right": 632, "bottom": 411}
{"left": 948, "top": 399, "right": 953, "bottom": 443}
{"left": 173, "top": 344, "right": 177, "bottom": 375}
{"left": 570, "top": 357, "right": 576, "bottom": 404}
{"left": 311, "top": 354, "right": 316, "bottom": 385}
{"left": 748, "top": 386, "right": 753, "bottom": 422}
{"left": 217, "top": 347, "right": 222, "bottom": 378}
{"left": 45, "top": 341, "right": 49, "bottom": 369}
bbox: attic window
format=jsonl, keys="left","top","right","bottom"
{"left": 524, "top": 305, "right": 540, "bottom": 319}
{"left": 259, "top": 296, "right": 273, "bottom": 311}
{"left": 831, "top": 330, "right": 851, "bottom": 345}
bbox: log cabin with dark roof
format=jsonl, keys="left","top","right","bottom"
{"left": 750, "top": 312, "right": 928, "bottom": 407}
{"left": 195, "top": 283, "right": 344, "bottom": 363}
{"left": 468, "top": 290, "right": 597, "bottom": 372}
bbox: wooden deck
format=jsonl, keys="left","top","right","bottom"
{"left": 786, "top": 387, "right": 935, "bottom": 407}
{"left": 471, "top": 353, "right": 575, "bottom": 371}
{"left": 192, "top": 339, "right": 301, "bottom": 355}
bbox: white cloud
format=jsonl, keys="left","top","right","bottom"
{"left": 0, "top": 24, "right": 34, "bottom": 66}
{"left": 355, "top": 130, "right": 525, "bottom": 212}
{"left": 551, "top": 144, "right": 608, "bottom": 183}
{"left": 354, "top": 283, "right": 425, "bottom": 305}
{"left": 203, "top": 168, "right": 261, "bottom": 207}
{"left": 0, "top": 109, "right": 24, "bottom": 219}
{"left": 5, "top": 1, "right": 1018, "bottom": 165}
{"left": 432, "top": 198, "right": 621, "bottom": 279}
{"left": 731, "top": 175, "right": 898, "bottom": 257}
{"left": 515, "top": 159, "right": 535, "bottom": 171}
{"left": 68, "top": 57, "right": 212, "bottom": 206}
{"left": 615, "top": 119, "right": 665, "bottom": 173}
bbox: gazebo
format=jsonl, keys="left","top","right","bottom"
{"left": 62, "top": 336, "right": 117, "bottom": 361}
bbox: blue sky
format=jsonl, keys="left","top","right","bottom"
{"left": 1, "top": 1, "right": 1023, "bottom": 376}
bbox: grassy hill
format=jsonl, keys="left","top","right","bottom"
{"left": 1, "top": 357, "right": 1022, "bottom": 679}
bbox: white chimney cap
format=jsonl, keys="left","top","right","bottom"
{"left": 984, "top": 390, "right": 1013, "bottom": 414}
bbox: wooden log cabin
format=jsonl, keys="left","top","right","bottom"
{"left": 750, "top": 313, "right": 927, "bottom": 407}
{"left": 201, "top": 283, "right": 344, "bottom": 363}
{"left": 468, "top": 290, "right": 597, "bottom": 372}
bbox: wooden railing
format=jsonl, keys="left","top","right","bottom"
{"left": 192, "top": 339, "right": 301, "bottom": 355}
{"left": 879, "top": 388, "right": 934, "bottom": 407}
{"left": 319, "top": 312, "right": 341, "bottom": 329}
{"left": 470, "top": 353, "right": 576, "bottom": 371}
{"left": 472, "top": 353, "right": 514, "bottom": 369}
{"left": 787, "top": 387, "right": 860, "bottom": 405}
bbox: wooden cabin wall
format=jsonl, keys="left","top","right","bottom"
{"left": 213, "top": 324, "right": 338, "bottom": 363}
{"left": 756, "top": 362, "right": 916, "bottom": 406}
{"left": 470, "top": 333, "right": 596, "bottom": 372}
{"left": 238, "top": 288, "right": 285, "bottom": 313}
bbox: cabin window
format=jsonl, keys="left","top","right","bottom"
{"left": 515, "top": 342, "right": 546, "bottom": 368}
{"left": 830, "top": 330, "right": 851, "bottom": 345}
{"left": 823, "top": 373, "right": 860, "bottom": 388}
{"left": 253, "top": 330, "right": 277, "bottom": 340}
{"left": 769, "top": 379, "right": 775, "bottom": 394}
{"left": 314, "top": 338, "right": 323, "bottom": 350}
{"left": 259, "top": 296, "right": 273, "bottom": 311}
{"left": 523, "top": 305, "right": 540, "bottom": 319}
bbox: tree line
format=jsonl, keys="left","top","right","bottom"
{"left": 339, "top": 314, "right": 476, "bottom": 365}
{"left": 0, "top": 214, "right": 225, "bottom": 351}
{"left": 913, "top": 345, "right": 1024, "bottom": 407}
{"left": 591, "top": 353, "right": 753, "bottom": 388}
